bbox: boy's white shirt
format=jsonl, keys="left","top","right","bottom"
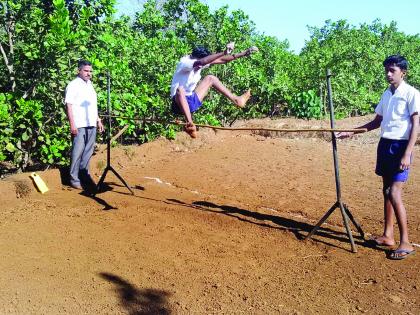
{"left": 170, "top": 56, "right": 210, "bottom": 97}
{"left": 65, "top": 76, "right": 98, "bottom": 128}
{"left": 375, "top": 81, "right": 420, "bottom": 140}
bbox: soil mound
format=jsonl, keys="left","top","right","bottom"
{"left": 0, "top": 116, "right": 419, "bottom": 314}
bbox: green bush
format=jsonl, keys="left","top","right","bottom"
{"left": 0, "top": 0, "right": 419, "bottom": 171}
{"left": 290, "top": 90, "right": 323, "bottom": 119}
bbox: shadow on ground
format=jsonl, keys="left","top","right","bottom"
{"left": 167, "top": 198, "right": 374, "bottom": 252}
{"left": 99, "top": 272, "right": 172, "bottom": 315}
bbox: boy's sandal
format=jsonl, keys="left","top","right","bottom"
{"left": 388, "top": 249, "right": 416, "bottom": 260}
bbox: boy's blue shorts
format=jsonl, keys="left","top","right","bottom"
{"left": 171, "top": 92, "right": 202, "bottom": 115}
{"left": 375, "top": 138, "right": 410, "bottom": 182}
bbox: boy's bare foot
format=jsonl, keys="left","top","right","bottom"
{"left": 369, "top": 235, "right": 395, "bottom": 247}
{"left": 235, "top": 89, "right": 251, "bottom": 108}
{"left": 395, "top": 242, "right": 414, "bottom": 252}
{"left": 184, "top": 122, "right": 198, "bottom": 138}
{"left": 246, "top": 46, "right": 259, "bottom": 55}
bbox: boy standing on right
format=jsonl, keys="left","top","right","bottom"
{"left": 338, "top": 55, "right": 419, "bottom": 260}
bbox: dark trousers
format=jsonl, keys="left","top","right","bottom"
{"left": 70, "top": 127, "right": 97, "bottom": 186}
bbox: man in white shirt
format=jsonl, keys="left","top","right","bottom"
{"left": 65, "top": 60, "right": 104, "bottom": 191}
{"left": 170, "top": 42, "right": 258, "bottom": 137}
{"left": 337, "top": 55, "right": 419, "bottom": 260}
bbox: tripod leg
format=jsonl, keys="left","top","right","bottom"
{"left": 95, "top": 167, "right": 110, "bottom": 195}
{"left": 110, "top": 166, "right": 134, "bottom": 195}
{"left": 305, "top": 202, "right": 339, "bottom": 240}
{"left": 343, "top": 203, "right": 365, "bottom": 240}
{"left": 338, "top": 202, "right": 357, "bottom": 253}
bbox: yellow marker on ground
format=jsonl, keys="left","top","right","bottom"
{"left": 30, "top": 172, "right": 49, "bottom": 194}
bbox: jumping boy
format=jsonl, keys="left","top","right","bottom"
{"left": 337, "top": 55, "right": 419, "bottom": 260}
{"left": 170, "top": 42, "right": 258, "bottom": 138}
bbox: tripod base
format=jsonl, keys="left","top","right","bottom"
{"left": 95, "top": 165, "right": 134, "bottom": 196}
{"left": 305, "top": 201, "right": 364, "bottom": 253}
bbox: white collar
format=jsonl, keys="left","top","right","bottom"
{"left": 387, "top": 80, "right": 407, "bottom": 96}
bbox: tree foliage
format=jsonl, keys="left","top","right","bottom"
{"left": 0, "top": 0, "right": 419, "bottom": 170}
{"left": 299, "top": 19, "right": 420, "bottom": 117}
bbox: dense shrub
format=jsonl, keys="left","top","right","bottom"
{"left": 0, "top": 0, "right": 419, "bottom": 170}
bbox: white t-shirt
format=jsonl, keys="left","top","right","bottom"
{"left": 170, "top": 55, "right": 209, "bottom": 97}
{"left": 65, "top": 76, "right": 98, "bottom": 128}
{"left": 375, "top": 81, "right": 420, "bottom": 140}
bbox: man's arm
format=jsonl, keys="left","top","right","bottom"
{"left": 400, "top": 113, "right": 419, "bottom": 170}
{"left": 66, "top": 103, "right": 78, "bottom": 135}
{"left": 97, "top": 117, "right": 104, "bottom": 133}
{"left": 336, "top": 114, "right": 382, "bottom": 139}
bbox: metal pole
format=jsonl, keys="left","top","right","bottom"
{"left": 95, "top": 70, "right": 134, "bottom": 196}
{"left": 326, "top": 69, "right": 342, "bottom": 201}
{"left": 106, "top": 71, "right": 111, "bottom": 167}
{"left": 306, "top": 69, "right": 364, "bottom": 252}
{"left": 326, "top": 69, "right": 356, "bottom": 252}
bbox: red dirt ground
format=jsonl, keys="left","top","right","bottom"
{"left": 0, "top": 116, "right": 419, "bottom": 314}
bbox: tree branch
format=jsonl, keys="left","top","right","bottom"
{"left": 0, "top": 41, "right": 11, "bottom": 72}
{"left": 8, "top": 20, "right": 14, "bottom": 52}
{"left": 1, "top": 17, "right": 15, "bottom": 91}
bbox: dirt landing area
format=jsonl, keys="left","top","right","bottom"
{"left": 0, "top": 116, "right": 419, "bottom": 314}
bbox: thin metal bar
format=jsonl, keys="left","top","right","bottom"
{"left": 326, "top": 69, "right": 342, "bottom": 202}
{"left": 96, "top": 168, "right": 109, "bottom": 192}
{"left": 344, "top": 203, "right": 365, "bottom": 239}
{"left": 326, "top": 69, "right": 356, "bottom": 252}
{"left": 338, "top": 201, "right": 357, "bottom": 252}
{"left": 306, "top": 69, "right": 364, "bottom": 252}
{"left": 95, "top": 71, "right": 133, "bottom": 196}
{"left": 305, "top": 202, "right": 338, "bottom": 240}
{"left": 109, "top": 166, "right": 134, "bottom": 195}
{"left": 106, "top": 71, "right": 111, "bottom": 167}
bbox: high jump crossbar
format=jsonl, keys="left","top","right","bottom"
{"left": 100, "top": 114, "right": 368, "bottom": 134}
{"left": 97, "top": 71, "right": 365, "bottom": 252}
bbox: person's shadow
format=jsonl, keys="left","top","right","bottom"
{"left": 99, "top": 272, "right": 171, "bottom": 315}
{"left": 59, "top": 166, "right": 117, "bottom": 210}
{"left": 59, "top": 166, "right": 71, "bottom": 186}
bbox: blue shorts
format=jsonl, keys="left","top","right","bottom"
{"left": 171, "top": 92, "right": 202, "bottom": 115}
{"left": 375, "top": 138, "right": 410, "bottom": 182}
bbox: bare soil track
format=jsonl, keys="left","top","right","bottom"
{"left": 0, "top": 116, "right": 419, "bottom": 314}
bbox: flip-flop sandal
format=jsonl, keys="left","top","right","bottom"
{"left": 388, "top": 249, "right": 416, "bottom": 260}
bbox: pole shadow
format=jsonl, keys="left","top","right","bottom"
{"left": 167, "top": 198, "right": 376, "bottom": 252}
{"left": 80, "top": 190, "right": 117, "bottom": 211}
{"left": 79, "top": 182, "right": 144, "bottom": 211}
{"left": 93, "top": 186, "right": 377, "bottom": 252}
{"left": 96, "top": 181, "right": 145, "bottom": 195}
{"left": 58, "top": 165, "right": 117, "bottom": 210}
{"left": 99, "top": 272, "right": 171, "bottom": 315}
